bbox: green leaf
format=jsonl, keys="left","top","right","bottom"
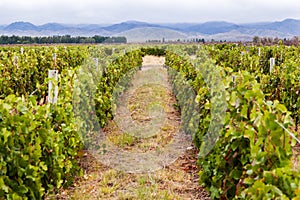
{"left": 229, "top": 91, "right": 237, "bottom": 106}
{"left": 231, "top": 140, "right": 240, "bottom": 151}
{"left": 276, "top": 104, "right": 287, "bottom": 113}
{"left": 3, "top": 103, "right": 12, "bottom": 110}
{"left": 246, "top": 169, "right": 253, "bottom": 175}
{"left": 241, "top": 104, "right": 248, "bottom": 118}
{"left": 1, "top": 128, "right": 12, "bottom": 144}
{"left": 17, "top": 104, "right": 28, "bottom": 114}
{"left": 243, "top": 177, "right": 255, "bottom": 185}
{"left": 269, "top": 185, "right": 283, "bottom": 196}
{"left": 230, "top": 169, "right": 242, "bottom": 180}
{"left": 17, "top": 185, "right": 28, "bottom": 194}
{"left": 39, "top": 162, "right": 48, "bottom": 171}
{"left": 210, "top": 186, "right": 220, "bottom": 199}
{"left": 0, "top": 177, "right": 10, "bottom": 193}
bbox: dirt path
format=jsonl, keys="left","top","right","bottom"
{"left": 47, "top": 56, "right": 210, "bottom": 200}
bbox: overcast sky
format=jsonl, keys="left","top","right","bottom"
{"left": 0, "top": 0, "right": 299, "bottom": 25}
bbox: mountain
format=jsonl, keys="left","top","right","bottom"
{"left": 261, "top": 18, "right": 300, "bottom": 35}
{"left": 202, "top": 30, "right": 253, "bottom": 42}
{"left": 104, "top": 21, "right": 163, "bottom": 33}
{"left": 0, "top": 19, "right": 300, "bottom": 42}
{"left": 72, "top": 24, "right": 107, "bottom": 31}
{"left": 114, "top": 27, "right": 188, "bottom": 42}
{"left": 160, "top": 23, "right": 198, "bottom": 31}
{"left": 0, "top": 21, "right": 111, "bottom": 36}
{"left": 236, "top": 27, "right": 292, "bottom": 38}
{"left": 185, "top": 21, "right": 240, "bottom": 34}
{"left": 4, "top": 22, "right": 38, "bottom": 31}
{"left": 38, "top": 23, "right": 67, "bottom": 31}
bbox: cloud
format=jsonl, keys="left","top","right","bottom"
{"left": 0, "top": 0, "right": 299, "bottom": 24}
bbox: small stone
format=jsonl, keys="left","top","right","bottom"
{"left": 187, "top": 146, "right": 193, "bottom": 150}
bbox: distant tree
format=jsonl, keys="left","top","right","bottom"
{"left": 267, "top": 37, "right": 273, "bottom": 44}
{"left": 0, "top": 35, "right": 127, "bottom": 44}
{"left": 253, "top": 36, "right": 260, "bottom": 44}
{"left": 291, "top": 36, "right": 299, "bottom": 46}
{"left": 93, "top": 35, "right": 107, "bottom": 43}
{"left": 273, "top": 37, "right": 279, "bottom": 44}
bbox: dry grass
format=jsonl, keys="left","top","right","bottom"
{"left": 142, "top": 55, "right": 165, "bottom": 66}
{"left": 46, "top": 147, "right": 210, "bottom": 200}
{"left": 45, "top": 56, "right": 210, "bottom": 200}
{"left": 105, "top": 84, "right": 180, "bottom": 152}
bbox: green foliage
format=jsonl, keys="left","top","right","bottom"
{"left": 0, "top": 46, "right": 88, "bottom": 199}
{"left": 1, "top": 44, "right": 300, "bottom": 199}
{"left": 209, "top": 44, "right": 300, "bottom": 129}
{"left": 165, "top": 45, "right": 300, "bottom": 199}
{"left": 141, "top": 47, "right": 166, "bottom": 57}
{"left": 0, "top": 35, "right": 127, "bottom": 44}
{"left": 0, "top": 46, "right": 87, "bottom": 99}
{"left": 0, "top": 45, "right": 143, "bottom": 199}
{"left": 198, "top": 70, "right": 298, "bottom": 199}
{"left": 0, "top": 93, "right": 83, "bottom": 199}
{"left": 94, "top": 49, "right": 143, "bottom": 128}
{"left": 241, "top": 166, "right": 300, "bottom": 199}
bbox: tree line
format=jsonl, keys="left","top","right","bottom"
{"left": 253, "top": 36, "right": 299, "bottom": 46}
{"left": 0, "top": 35, "right": 127, "bottom": 44}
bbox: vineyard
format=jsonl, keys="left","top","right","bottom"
{"left": 0, "top": 43, "right": 300, "bottom": 199}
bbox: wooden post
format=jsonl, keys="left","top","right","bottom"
{"left": 13, "top": 56, "right": 18, "bottom": 68}
{"left": 232, "top": 75, "right": 236, "bottom": 87}
{"left": 48, "top": 70, "right": 58, "bottom": 104}
{"left": 270, "top": 58, "right": 275, "bottom": 73}
{"left": 52, "top": 53, "right": 57, "bottom": 60}
{"left": 258, "top": 47, "right": 261, "bottom": 57}
{"left": 93, "top": 58, "right": 99, "bottom": 71}
{"left": 53, "top": 53, "right": 57, "bottom": 69}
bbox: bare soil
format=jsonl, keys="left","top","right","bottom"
{"left": 46, "top": 56, "right": 210, "bottom": 200}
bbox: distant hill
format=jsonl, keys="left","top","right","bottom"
{"left": 0, "top": 19, "right": 300, "bottom": 42}
{"left": 114, "top": 27, "right": 188, "bottom": 42}
{"left": 4, "top": 22, "right": 37, "bottom": 31}
{"left": 104, "top": 21, "right": 163, "bottom": 33}
{"left": 0, "top": 22, "right": 111, "bottom": 37}
{"left": 236, "top": 28, "right": 292, "bottom": 38}
{"left": 202, "top": 30, "right": 253, "bottom": 42}
{"left": 38, "top": 23, "right": 67, "bottom": 31}
{"left": 259, "top": 18, "right": 300, "bottom": 35}
{"left": 184, "top": 21, "right": 240, "bottom": 34}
